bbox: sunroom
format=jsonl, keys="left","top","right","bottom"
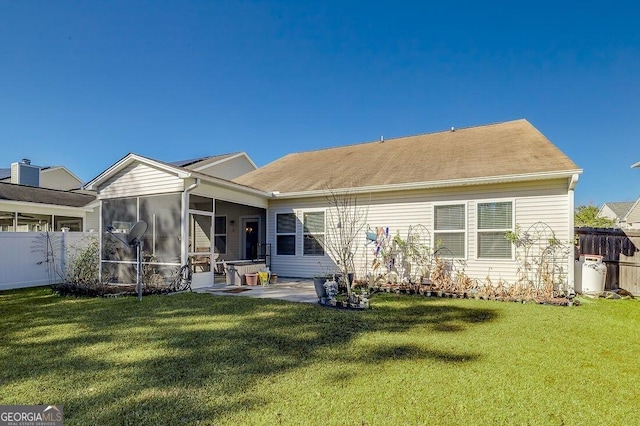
{"left": 85, "top": 153, "right": 269, "bottom": 289}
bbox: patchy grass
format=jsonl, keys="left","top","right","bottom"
{"left": 0, "top": 287, "right": 638, "bottom": 425}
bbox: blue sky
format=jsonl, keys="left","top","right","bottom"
{"left": 1, "top": 1, "right": 639, "bottom": 206}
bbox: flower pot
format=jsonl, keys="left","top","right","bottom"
{"left": 245, "top": 273, "right": 258, "bottom": 286}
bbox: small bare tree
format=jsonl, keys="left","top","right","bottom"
{"left": 323, "top": 191, "right": 368, "bottom": 298}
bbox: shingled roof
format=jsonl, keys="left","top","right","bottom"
{"left": 0, "top": 182, "right": 95, "bottom": 207}
{"left": 233, "top": 119, "right": 581, "bottom": 194}
{"left": 602, "top": 201, "right": 635, "bottom": 218}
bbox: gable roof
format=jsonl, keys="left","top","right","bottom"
{"left": 601, "top": 201, "right": 635, "bottom": 219}
{"left": 172, "top": 152, "right": 258, "bottom": 175}
{"left": 233, "top": 119, "right": 582, "bottom": 195}
{"left": 0, "top": 182, "right": 95, "bottom": 207}
{"left": 84, "top": 153, "right": 267, "bottom": 197}
{"left": 0, "top": 165, "right": 84, "bottom": 188}
{"left": 170, "top": 153, "right": 239, "bottom": 168}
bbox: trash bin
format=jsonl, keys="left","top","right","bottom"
{"left": 581, "top": 255, "right": 606, "bottom": 293}
{"left": 574, "top": 255, "right": 585, "bottom": 293}
{"left": 225, "top": 266, "right": 239, "bottom": 285}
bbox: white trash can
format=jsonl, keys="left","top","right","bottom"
{"left": 574, "top": 255, "right": 585, "bottom": 293}
{"left": 581, "top": 255, "right": 606, "bottom": 294}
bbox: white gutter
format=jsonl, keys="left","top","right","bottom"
{"left": 0, "top": 199, "right": 95, "bottom": 212}
{"left": 567, "top": 173, "right": 580, "bottom": 295}
{"left": 181, "top": 178, "right": 201, "bottom": 265}
{"left": 270, "top": 169, "right": 584, "bottom": 199}
{"left": 631, "top": 161, "right": 640, "bottom": 168}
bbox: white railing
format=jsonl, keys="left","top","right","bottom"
{"left": 0, "top": 231, "right": 96, "bottom": 291}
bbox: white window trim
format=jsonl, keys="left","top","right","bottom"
{"left": 475, "top": 198, "right": 515, "bottom": 260}
{"left": 275, "top": 211, "right": 297, "bottom": 256}
{"left": 302, "top": 210, "right": 326, "bottom": 257}
{"left": 432, "top": 202, "right": 467, "bottom": 259}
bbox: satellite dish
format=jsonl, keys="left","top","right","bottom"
{"left": 127, "top": 221, "right": 148, "bottom": 246}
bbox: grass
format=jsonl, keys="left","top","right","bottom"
{"left": 0, "top": 288, "right": 639, "bottom": 425}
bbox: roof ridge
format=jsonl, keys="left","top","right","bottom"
{"left": 287, "top": 118, "right": 528, "bottom": 156}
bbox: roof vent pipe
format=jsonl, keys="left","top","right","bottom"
{"left": 380, "top": 136, "right": 384, "bottom": 142}
{"left": 450, "top": 127, "right": 455, "bottom": 132}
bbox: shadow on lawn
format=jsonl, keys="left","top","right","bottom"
{"left": 0, "top": 288, "right": 497, "bottom": 424}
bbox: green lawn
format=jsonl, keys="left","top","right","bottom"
{"left": 0, "top": 288, "right": 638, "bottom": 425}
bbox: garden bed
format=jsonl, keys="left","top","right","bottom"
{"left": 374, "top": 283, "right": 578, "bottom": 306}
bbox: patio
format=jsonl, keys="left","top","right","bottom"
{"left": 193, "top": 277, "right": 319, "bottom": 304}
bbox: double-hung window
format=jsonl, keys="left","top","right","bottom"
{"left": 477, "top": 201, "right": 513, "bottom": 259}
{"left": 434, "top": 204, "right": 466, "bottom": 258}
{"left": 276, "top": 213, "right": 296, "bottom": 255}
{"left": 303, "top": 211, "right": 325, "bottom": 256}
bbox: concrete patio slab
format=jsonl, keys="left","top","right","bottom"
{"left": 193, "top": 278, "right": 319, "bottom": 304}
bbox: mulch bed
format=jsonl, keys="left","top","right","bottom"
{"left": 374, "top": 284, "right": 578, "bottom": 306}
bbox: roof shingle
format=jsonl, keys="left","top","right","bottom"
{"left": 234, "top": 119, "right": 581, "bottom": 193}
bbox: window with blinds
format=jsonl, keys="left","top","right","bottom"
{"left": 276, "top": 213, "right": 296, "bottom": 255}
{"left": 477, "top": 201, "right": 513, "bottom": 259}
{"left": 303, "top": 211, "right": 325, "bottom": 256}
{"left": 434, "top": 204, "right": 466, "bottom": 258}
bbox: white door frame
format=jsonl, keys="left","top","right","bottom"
{"left": 239, "top": 215, "right": 261, "bottom": 260}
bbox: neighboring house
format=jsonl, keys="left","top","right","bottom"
{"left": 0, "top": 159, "right": 98, "bottom": 232}
{"left": 598, "top": 201, "right": 636, "bottom": 229}
{"left": 89, "top": 119, "right": 582, "bottom": 290}
{"left": 624, "top": 198, "right": 640, "bottom": 230}
{"left": 84, "top": 152, "right": 266, "bottom": 287}
{"left": 0, "top": 159, "right": 84, "bottom": 190}
{"left": 170, "top": 152, "right": 258, "bottom": 180}
{"left": 0, "top": 182, "right": 97, "bottom": 232}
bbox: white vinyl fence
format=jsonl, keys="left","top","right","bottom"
{"left": 0, "top": 231, "right": 96, "bottom": 291}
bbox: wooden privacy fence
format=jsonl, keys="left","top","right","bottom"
{"left": 575, "top": 227, "right": 640, "bottom": 295}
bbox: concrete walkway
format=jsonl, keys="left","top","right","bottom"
{"left": 193, "top": 278, "right": 319, "bottom": 304}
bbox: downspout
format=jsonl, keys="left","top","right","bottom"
{"left": 182, "top": 178, "right": 201, "bottom": 266}
{"left": 568, "top": 174, "right": 579, "bottom": 295}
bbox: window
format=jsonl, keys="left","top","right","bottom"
{"left": 434, "top": 204, "right": 466, "bottom": 258}
{"left": 477, "top": 201, "right": 513, "bottom": 259}
{"left": 214, "top": 216, "right": 227, "bottom": 254}
{"left": 54, "top": 216, "right": 83, "bottom": 231}
{"left": 0, "top": 211, "right": 15, "bottom": 231}
{"left": 303, "top": 211, "right": 325, "bottom": 256}
{"left": 276, "top": 213, "right": 296, "bottom": 255}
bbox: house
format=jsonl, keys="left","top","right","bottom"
{"left": 84, "top": 152, "right": 266, "bottom": 287}
{"left": 0, "top": 159, "right": 98, "bottom": 232}
{"left": 622, "top": 198, "right": 640, "bottom": 230}
{"left": 0, "top": 159, "right": 84, "bottom": 190}
{"left": 598, "top": 201, "right": 636, "bottom": 229}
{"left": 89, "top": 119, "right": 582, "bottom": 291}
{"left": 234, "top": 119, "right": 582, "bottom": 288}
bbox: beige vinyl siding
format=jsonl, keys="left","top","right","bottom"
{"left": 267, "top": 178, "right": 572, "bottom": 284}
{"left": 196, "top": 156, "right": 256, "bottom": 180}
{"left": 625, "top": 201, "right": 640, "bottom": 227}
{"left": 100, "top": 163, "right": 184, "bottom": 198}
{"left": 84, "top": 208, "right": 100, "bottom": 232}
{"left": 193, "top": 184, "right": 267, "bottom": 209}
{"left": 40, "top": 168, "right": 83, "bottom": 190}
